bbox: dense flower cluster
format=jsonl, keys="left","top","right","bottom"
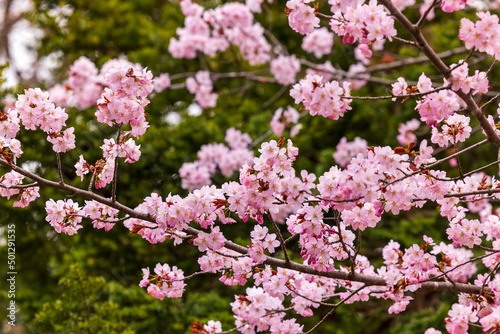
{"left": 82, "top": 200, "right": 119, "bottom": 231}
{"left": 65, "top": 56, "right": 103, "bottom": 109}
{"left": 328, "top": 0, "right": 397, "bottom": 55}
{"left": 169, "top": 0, "right": 271, "bottom": 65}
{"left": 45, "top": 199, "right": 83, "bottom": 235}
{"left": 459, "top": 12, "right": 500, "bottom": 60}
{"left": 290, "top": 74, "right": 352, "bottom": 120}
{"left": 139, "top": 263, "right": 186, "bottom": 299}
{"left": 397, "top": 119, "right": 420, "bottom": 146}
{"left": 332, "top": 136, "right": 368, "bottom": 167}
{"left": 15, "top": 88, "right": 75, "bottom": 153}
{"left": 153, "top": 73, "right": 171, "bottom": 93}
{"left": 286, "top": 0, "right": 320, "bottom": 35}
{"left": 0, "top": 171, "right": 39, "bottom": 207}
{"left": 96, "top": 60, "right": 154, "bottom": 138}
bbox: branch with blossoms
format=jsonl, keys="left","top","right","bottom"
{"left": 4, "top": 0, "right": 500, "bottom": 332}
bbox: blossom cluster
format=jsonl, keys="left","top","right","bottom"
{"left": 391, "top": 72, "right": 477, "bottom": 149}
{"left": 45, "top": 199, "right": 83, "bottom": 235}
{"left": 83, "top": 200, "right": 119, "bottom": 231}
{"left": 169, "top": 0, "right": 271, "bottom": 65}
{"left": 270, "top": 106, "right": 302, "bottom": 138}
{"left": 290, "top": 74, "right": 352, "bottom": 120}
{"left": 96, "top": 59, "right": 154, "bottom": 138}
{"left": 0, "top": 171, "right": 39, "bottom": 207}
{"left": 396, "top": 119, "right": 420, "bottom": 146}
{"left": 332, "top": 136, "right": 368, "bottom": 167}
{"left": 286, "top": 0, "right": 320, "bottom": 35}
{"left": 16, "top": 88, "right": 68, "bottom": 133}
{"left": 49, "top": 56, "right": 160, "bottom": 115}
{"left": 153, "top": 73, "right": 171, "bottom": 93}
{"left": 270, "top": 55, "right": 301, "bottom": 86}
{"left": 179, "top": 128, "right": 254, "bottom": 190}
{"left": 139, "top": 263, "right": 186, "bottom": 299}
{"left": 64, "top": 56, "right": 103, "bottom": 109}
{"left": 392, "top": 75, "right": 461, "bottom": 127}
{"left": 185, "top": 71, "right": 218, "bottom": 109}
{"left": 459, "top": 12, "right": 500, "bottom": 60}
{"left": 3, "top": 0, "right": 500, "bottom": 332}
{"left": 66, "top": 60, "right": 155, "bottom": 190}
{"left": 328, "top": 0, "right": 397, "bottom": 55}
{"left": 14, "top": 88, "right": 75, "bottom": 153}
{"left": 431, "top": 114, "right": 472, "bottom": 147}
{"left": 302, "top": 27, "right": 334, "bottom": 58}
{"left": 448, "top": 61, "right": 489, "bottom": 96}
{"left": 0, "top": 112, "right": 22, "bottom": 168}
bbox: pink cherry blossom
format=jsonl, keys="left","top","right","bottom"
{"left": 397, "top": 119, "right": 420, "bottom": 146}
{"left": 290, "top": 74, "right": 352, "bottom": 120}
{"left": 185, "top": 71, "right": 218, "bottom": 109}
{"left": 302, "top": 27, "right": 334, "bottom": 58}
{"left": 286, "top": 0, "right": 320, "bottom": 35}
{"left": 141, "top": 263, "right": 186, "bottom": 299}
{"left": 45, "top": 199, "right": 83, "bottom": 235}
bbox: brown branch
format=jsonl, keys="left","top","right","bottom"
{"left": 344, "top": 85, "right": 449, "bottom": 101}
{"left": 0, "top": 182, "right": 38, "bottom": 189}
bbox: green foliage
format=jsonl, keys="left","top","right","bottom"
{"left": 32, "top": 264, "right": 134, "bottom": 333}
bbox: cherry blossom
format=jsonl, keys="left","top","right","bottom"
{"left": 270, "top": 55, "right": 301, "bottom": 85}
{"left": 185, "top": 71, "right": 218, "bottom": 109}
{"left": 302, "top": 27, "right": 334, "bottom": 58}
{"left": 290, "top": 74, "right": 352, "bottom": 120}
{"left": 286, "top": 0, "right": 320, "bottom": 35}
{"left": 45, "top": 199, "right": 83, "bottom": 235}
{"left": 140, "top": 263, "right": 186, "bottom": 299}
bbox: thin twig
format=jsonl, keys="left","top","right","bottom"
{"left": 263, "top": 85, "right": 288, "bottom": 108}
{"left": 344, "top": 85, "right": 449, "bottom": 101}
{"left": 305, "top": 285, "right": 367, "bottom": 334}
{"left": 88, "top": 168, "right": 96, "bottom": 192}
{"left": 268, "top": 211, "right": 291, "bottom": 264}
{"left": 415, "top": 0, "right": 440, "bottom": 28}
{"left": 364, "top": 46, "right": 468, "bottom": 73}
{"left": 480, "top": 92, "right": 500, "bottom": 110}
{"left": 0, "top": 182, "right": 38, "bottom": 189}
{"left": 334, "top": 212, "right": 355, "bottom": 274}
{"left": 111, "top": 126, "right": 122, "bottom": 202}
{"left": 392, "top": 36, "right": 416, "bottom": 46}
